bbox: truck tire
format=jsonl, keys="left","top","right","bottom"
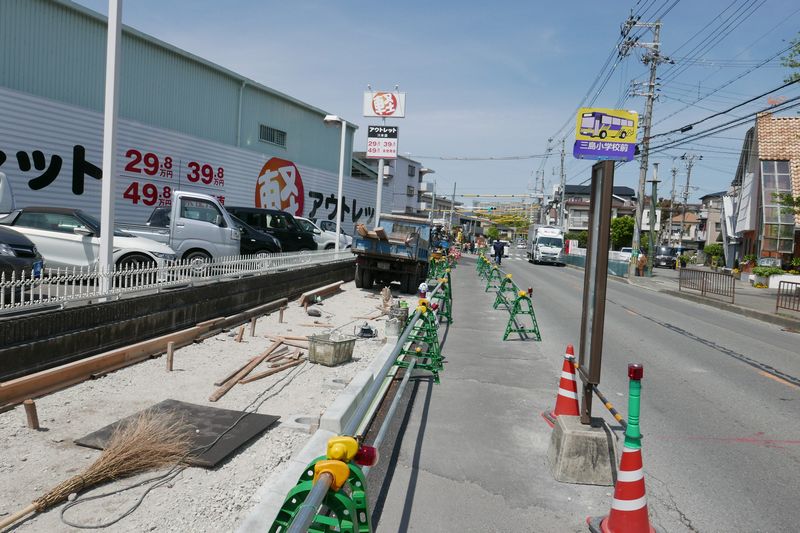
{"left": 401, "top": 274, "right": 414, "bottom": 295}
{"left": 355, "top": 264, "right": 364, "bottom": 288}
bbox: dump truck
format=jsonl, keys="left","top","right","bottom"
{"left": 351, "top": 214, "right": 430, "bottom": 294}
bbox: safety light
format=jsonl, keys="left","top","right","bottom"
{"left": 628, "top": 363, "right": 644, "bottom": 380}
{"left": 354, "top": 445, "right": 379, "bottom": 467}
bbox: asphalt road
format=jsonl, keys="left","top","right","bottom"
{"left": 499, "top": 250, "right": 800, "bottom": 532}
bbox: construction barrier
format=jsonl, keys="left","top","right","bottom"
{"left": 273, "top": 283, "right": 450, "bottom": 532}
{"left": 473, "top": 260, "right": 541, "bottom": 342}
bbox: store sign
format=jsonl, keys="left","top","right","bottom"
{"left": 573, "top": 108, "right": 638, "bottom": 161}
{"left": 366, "top": 126, "right": 398, "bottom": 159}
{"left": 363, "top": 91, "right": 406, "bottom": 118}
{"left": 0, "top": 87, "right": 379, "bottom": 226}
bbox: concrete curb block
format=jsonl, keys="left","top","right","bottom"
{"left": 235, "top": 337, "right": 400, "bottom": 532}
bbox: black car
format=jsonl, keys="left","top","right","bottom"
{"left": 228, "top": 214, "right": 282, "bottom": 255}
{"left": 225, "top": 207, "right": 317, "bottom": 252}
{"left": 0, "top": 226, "right": 43, "bottom": 292}
{"left": 654, "top": 246, "right": 678, "bottom": 269}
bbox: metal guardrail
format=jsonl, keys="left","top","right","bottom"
{"left": 678, "top": 268, "right": 735, "bottom": 304}
{"left": 776, "top": 281, "right": 800, "bottom": 313}
{"left": 0, "top": 250, "right": 353, "bottom": 314}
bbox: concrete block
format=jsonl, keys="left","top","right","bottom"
{"left": 319, "top": 369, "right": 373, "bottom": 433}
{"left": 547, "top": 415, "right": 616, "bottom": 486}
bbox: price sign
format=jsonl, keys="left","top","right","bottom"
{"left": 366, "top": 126, "right": 398, "bottom": 160}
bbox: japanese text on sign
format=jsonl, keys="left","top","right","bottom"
{"left": 366, "top": 125, "right": 398, "bottom": 160}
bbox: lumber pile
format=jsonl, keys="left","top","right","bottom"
{"left": 209, "top": 339, "right": 308, "bottom": 401}
{"left": 298, "top": 281, "right": 344, "bottom": 308}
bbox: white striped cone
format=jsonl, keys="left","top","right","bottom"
{"left": 549, "top": 344, "right": 579, "bottom": 418}
{"left": 600, "top": 446, "right": 655, "bottom": 533}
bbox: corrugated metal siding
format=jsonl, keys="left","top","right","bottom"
{"left": 0, "top": 0, "right": 353, "bottom": 176}
{"left": 0, "top": 86, "right": 377, "bottom": 228}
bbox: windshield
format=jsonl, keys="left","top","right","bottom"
{"left": 296, "top": 218, "right": 317, "bottom": 232}
{"left": 76, "top": 210, "right": 133, "bottom": 237}
{"left": 537, "top": 237, "right": 563, "bottom": 247}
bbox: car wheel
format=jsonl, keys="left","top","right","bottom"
{"left": 183, "top": 250, "right": 211, "bottom": 275}
{"left": 325, "top": 243, "right": 335, "bottom": 250}
{"left": 116, "top": 253, "right": 154, "bottom": 270}
{"left": 599, "top": 130, "right": 607, "bottom": 139}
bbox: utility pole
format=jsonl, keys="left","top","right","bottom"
{"left": 559, "top": 138, "right": 566, "bottom": 232}
{"left": 680, "top": 153, "right": 700, "bottom": 248}
{"left": 623, "top": 18, "right": 669, "bottom": 277}
{"left": 646, "top": 163, "right": 660, "bottom": 275}
{"left": 668, "top": 163, "right": 677, "bottom": 246}
{"left": 448, "top": 182, "right": 456, "bottom": 232}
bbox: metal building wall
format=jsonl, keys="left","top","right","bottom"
{"left": 0, "top": 0, "right": 353, "bottom": 175}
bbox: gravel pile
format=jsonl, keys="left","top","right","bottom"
{"left": 0, "top": 281, "right": 412, "bottom": 532}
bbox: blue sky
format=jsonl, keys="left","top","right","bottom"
{"left": 75, "top": 0, "right": 800, "bottom": 204}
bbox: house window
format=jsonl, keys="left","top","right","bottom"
{"left": 570, "top": 210, "right": 589, "bottom": 229}
{"left": 408, "top": 166, "right": 416, "bottom": 177}
{"left": 259, "top": 124, "right": 287, "bottom": 147}
{"left": 406, "top": 186, "right": 415, "bottom": 197}
{"left": 760, "top": 160, "right": 794, "bottom": 253}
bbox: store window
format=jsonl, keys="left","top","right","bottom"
{"left": 760, "top": 160, "right": 794, "bottom": 253}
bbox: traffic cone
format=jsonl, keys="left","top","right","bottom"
{"left": 542, "top": 344, "right": 579, "bottom": 427}
{"left": 588, "top": 363, "right": 659, "bottom": 533}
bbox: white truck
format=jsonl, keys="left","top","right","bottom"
{"left": 119, "top": 191, "right": 240, "bottom": 263}
{"left": 527, "top": 225, "right": 565, "bottom": 265}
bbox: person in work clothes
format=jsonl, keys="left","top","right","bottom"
{"left": 492, "top": 240, "right": 505, "bottom": 265}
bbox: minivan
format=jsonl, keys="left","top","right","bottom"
{"left": 225, "top": 207, "right": 317, "bottom": 252}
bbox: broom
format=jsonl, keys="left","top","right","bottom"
{"left": 0, "top": 410, "right": 192, "bottom": 530}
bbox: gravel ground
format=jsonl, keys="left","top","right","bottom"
{"left": 0, "top": 282, "right": 413, "bottom": 532}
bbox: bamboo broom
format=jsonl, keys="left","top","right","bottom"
{"left": 0, "top": 410, "right": 192, "bottom": 530}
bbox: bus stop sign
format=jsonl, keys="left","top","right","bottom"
{"left": 573, "top": 108, "right": 638, "bottom": 161}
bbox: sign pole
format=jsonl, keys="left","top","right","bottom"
{"left": 577, "top": 160, "right": 614, "bottom": 425}
{"left": 375, "top": 158, "right": 384, "bottom": 228}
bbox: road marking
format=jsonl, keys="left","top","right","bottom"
{"left": 759, "top": 370, "right": 796, "bottom": 389}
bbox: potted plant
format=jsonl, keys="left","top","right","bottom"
{"left": 741, "top": 254, "right": 757, "bottom": 273}
{"left": 752, "top": 265, "right": 785, "bottom": 287}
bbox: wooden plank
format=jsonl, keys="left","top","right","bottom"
{"left": 265, "top": 334, "right": 309, "bottom": 341}
{"left": 356, "top": 224, "right": 369, "bottom": 237}
{"left": 298, "top": 281, "right": 344, "bottom": 306}
{"left": 374, "top": 227, "right": 388, "bottom": 240}
{"left": 366, "top": 231, "right": 379, "bottom": 239}
{"left": 208, "top": 340, "right": 282, "bottom": 402}
{"left": 213, "top": 356, "right": 258, "bottom": 387}
{"left": 0, "top": 325, "right": 206, "bottom": 409}
{"left": 300, "top": 323, "right": 335, "bottom": 328}
{"left": 238, "top": 359, "right": 304, "bottom": 384}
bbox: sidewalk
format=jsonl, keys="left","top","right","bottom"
{"left": 628, "top": 267, "right": 800, "bottom": 329}
{"left": 372, "top": 260, "right": 609, "bottom": 532}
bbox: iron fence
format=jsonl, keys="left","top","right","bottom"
{"left": 776, "top": 281, "right": 800, "bottom": 313}
{"left": 678, "top": 268, "right": 735, "bottom": 304}
{"left": 0, "top": 250, "right": 352, "bottom": 315}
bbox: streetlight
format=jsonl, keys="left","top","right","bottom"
{"left": 323, "top": 114, "right": 347, "bottom": 252}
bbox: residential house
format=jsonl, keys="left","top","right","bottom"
{"left": 726, "top": 112, "right": 800, "bottom": 264}
{"left": 561, "top": 185, "right": 637, "bottom": 233}
{"left": 697, "top": 191, "right": 725, "bottom": 248}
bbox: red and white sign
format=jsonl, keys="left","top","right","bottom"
{"left": 366, "top": 126, "right": 398, "bottom": 160}
{"left": 362, "top": 91, "right": 406, "bottom": 118}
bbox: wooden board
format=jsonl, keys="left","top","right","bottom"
{"left": 208, "top": 340, "right": 282, "bottom": 402}
{"left": 374, "top": 227, "right": 388, "bottom": 241}
{"left": 298, "top": 281, "right": 344, "bottom": 306}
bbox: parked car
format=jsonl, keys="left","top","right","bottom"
{"left": 654, "top": 246, "right": 678, "bottom": 269}
{"left": 295, "top": 216, "right": 348, "bottom": 250}
{"left": 119, "top": 192, "right": 240, "bottom": 262}
{"left": 619, "top": 247, "right": 633, "bottom": 262}
{"left": 0, "top": 226, "right": 43, "bottom": 288}
{"left": 0, "top": 207, "right": 176, "bottom": 270}
{"left": 318, "top": 220, "right": 353, "bottom": 247}
{"left": 229, "top": 214, "right": 281, "bottom": 255}
{"left": 225, "top": 207, "right": 317, "bottom": 252}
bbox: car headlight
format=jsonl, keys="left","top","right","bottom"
{"left": 0, "top": 243, "right": 17, "bottom": 257}
{"left": 151, "top": 251, "right": 177, "bottom": 261}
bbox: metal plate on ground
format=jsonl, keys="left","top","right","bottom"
{"left": 74, "top": 399, "right": 279, "bottom": 468}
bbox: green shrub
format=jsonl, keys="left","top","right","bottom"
{"left": 704, "top": 243, "right": 724, "bottom": 258}
{"left": 752, "top": 266, "right": 785, "bottom": 277}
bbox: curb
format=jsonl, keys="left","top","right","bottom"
{"left": 235, "top": 338, "right": 399, "bottom": 533}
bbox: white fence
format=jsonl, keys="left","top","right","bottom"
{"left": 0, "top": 250, "right": 353, "bottom": 315}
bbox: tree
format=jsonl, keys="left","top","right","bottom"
{"left": 565, "top": 230, "right": 588, "bottom": 248}
{"left": 485, "top": 226, "right": 500, "bottom": 241}
{"left": 782, "top": 33, "right": 800, "bottom": 82}
{"left": 776, "top": 192, "right": 800, "bottom": 215}
{"left": 610, "top": 216, "right": 635, "bottom": 249}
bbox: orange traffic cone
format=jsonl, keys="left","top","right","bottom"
{"left": 587, "top": 446, "right": 655, "bottom": 533}
{"left": 542, "top": 344, "right": 580, "bottom": 427}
